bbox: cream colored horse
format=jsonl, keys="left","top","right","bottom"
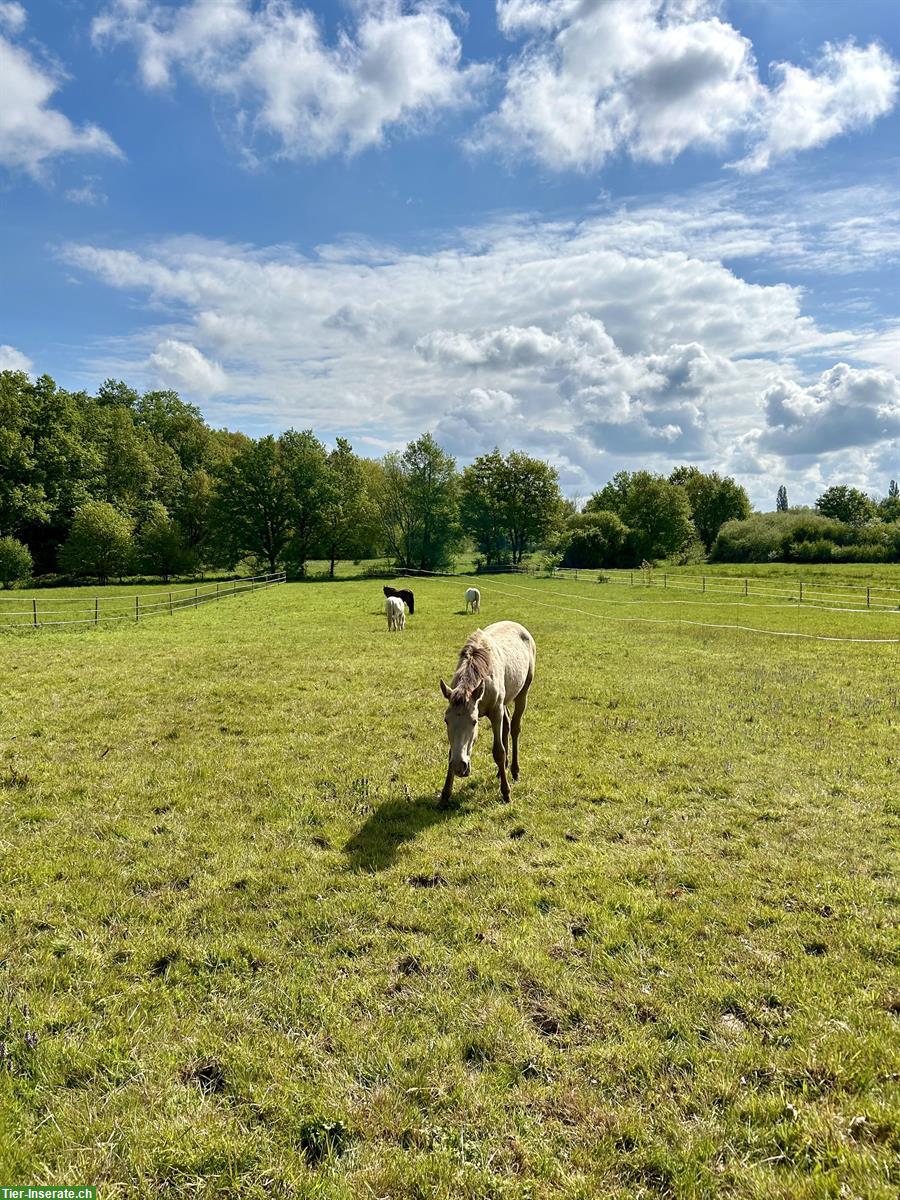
{"left": 439, "top": 620, "right": 535, "bottom": 804}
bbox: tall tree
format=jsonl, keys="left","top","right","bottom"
{"left": 318, "top": 438, "right": 371, "bottom": 578}
{"left": 881, "top": 480, "right": 900, "bottom": 523}
{"left": 460, "top": 449, "right": 510, "bottom": 566}
{"left": 211, "top": 436, "right": 290, "bottom": 571}
{"left": 669, "top": 466, "right": 751, "bottom": 551}
{"left": 497, "top": 451, "right": 562, "bottom": 564}
{"left": 280, "top": 429, "right": 328, "bottom": 576}
{"left": 815, "top": 485, "right": 876, "bottom": 527}
{"left": 776, "top": 485, "right": 789, "bottom": 512}
{"left": 588, "top": 471, "right": 694, "bottom": 561}
{"left": 378, "top": 434, "right": 460, "bottom": 570}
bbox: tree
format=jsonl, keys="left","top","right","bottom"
{"left": 460, "top": 450, "right": 509, "bottom": 566}
{"left": 776, "top": 485, "right": 789, "bottom": 512}
{"left": 497, "top": 451, "right": 562, "bottom": 564}
{"left": 561, "top": 510, "right": 628, "bottom": 568}
{"left": 211, "top": 436, "right": 291, "bottom": 571}
{"left": 669, "top": 466, "right": 751, "bottom": 551}
{"left": 0, "top": 536, "right": 33, "bottom": 589}
{"left": 587, "top": 471, "right": 694, "bottom": 561}
{"left": 378, "top": 434, "right": 460, "bottom": 571}
{"left": 280, "top": 429, "right": 328, "bottom": 576}
{"left": 59, "top": 501, "right": 134, "bottom": 583}
{"left": 318, "top": 438, "right": 372, "bottom": 578}
{"left": 134, "top": 504, "right": 194, "bottom": 582}
{"left": 815, "top": 485, "right": 876, "bottom": 527}
{"left": 880, "top": 480, "right": 900, "bottom": 523}
{"left": 96, "top": 378, "right": 139, "bottom": 408}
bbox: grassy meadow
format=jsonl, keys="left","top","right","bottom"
{"left": 1, "top": 573, "right": 898, "bottom": 1198}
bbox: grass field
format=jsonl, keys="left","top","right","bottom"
{"left": 1, "top": 574, "right": 898, "bottom": 1198}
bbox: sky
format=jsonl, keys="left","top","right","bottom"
{"left": 1, "top": 0, "right": 899, "bottom": 508}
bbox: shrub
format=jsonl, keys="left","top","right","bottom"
{"left": 561, "top": 510, "right": 630, "bottom": 568}
{"left": 58, "top": 501, "right": 134, "bottom": 583}
{"left": 0, "top": 536, "right": 33, "bottom": 589}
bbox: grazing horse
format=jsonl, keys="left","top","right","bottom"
{"left": 383, "top": 585, "right": 415, "bottom": 615}
{"left": 439, "top": 621, "right": 535, "bottom": 804}
{"left": 465, "top": 587, "right": 480, "bottom": 613}
{"left": 386, "top": 595, "right": 405, "bottom": 631}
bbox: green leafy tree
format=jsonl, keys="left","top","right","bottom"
{"left": 561, "top": 510, "right": 629, "bottom": 568}
{"left": 318, "top": 438, "right": 371, "bottom": 578}
{"left": 0, "top": 536, "right": 33, "bottom": 589}
{"left": 815, "top": 485, "right": 876, "bottom": 527}
{"left": 776, "top": 485, "right": 789, "bottom": 512}
{"left": 460, "top": 450, "right": 509, "bottom": 566}
{"left": 96, "top": 378, "right": 139, "bottom": 408}
{"left": 134, "top": 504, "right": 194, "bottom": 582}
{"left": 378, "top": 434, "right": 460, "bottom": 571}
{"left": 497, "top": 451, "right": 562, "bottom": 564}
{"left": 211, "top": 436, "right": 291, "bottom": 571}
{"left": 135, "top": 390, "right": 211, "bottom": 473}
{"left": 669, "top": 466, "right": 751, "bottom": 551}
{"left": 59, "top": 501, "right": 134, "bottom": 583}
{"left": 880, "top": 480, "right": 900, "bottom": 523}
{"left": 588, "top": 471, "right": 694, "bottom": 561}
{"left": 281, "top": 429, "right": 328, "bottom": 577}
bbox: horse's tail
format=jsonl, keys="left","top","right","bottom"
{"left": 407, "top": 591, "right": 414, "bottom": 614}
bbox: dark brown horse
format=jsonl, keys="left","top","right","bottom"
{"left": 383, "top": 585, "right": 415, "bottom": 615}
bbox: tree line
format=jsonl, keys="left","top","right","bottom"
{"left": 1, "top": 368, "right": 898, "bottom": 588}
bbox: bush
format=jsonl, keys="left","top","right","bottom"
{"left": 58, "top": 501, "right": 134, "bottom": 583}
{"left": 561, "top": 510, "right": 630, "bottom": 568}
{"left": 711, "top": 511, "right": 900, "bottom": 564}
{"left": 0, "top": 536, "right": 33, "bottom": 589}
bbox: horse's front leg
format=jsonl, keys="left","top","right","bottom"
{"left": 439, "top": 752, "right": 454, "bottom": 807}
{"left": 489, "top": 708, "right": 511, "bottom": 802}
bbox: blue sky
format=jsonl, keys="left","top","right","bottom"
{"left": 1, "top": 0, "right": 899, "bottom": 506}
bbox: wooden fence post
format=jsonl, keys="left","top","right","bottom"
{"left": 135, "top": 596, "right": 140, "bottom": 622}
{"left": 702, "top": 576, "right": 706, "bottom": 593}
{"left": 94, "top": 597, "right": 99, "bottom": 626}
{"left": 216, "top": 582, "right": 220, "bottom": 602}
{"left": 799, "top": 582, "right": 803, "bottom": 603}
{"left": 867, "top": 586, "right": 871, "bottom": 609}
{"left": 169, "top": 591, "right": 173, "bottom": 615}
{"left": 744, "top": 578, "right": 748, "bottom": 596}
{"left": 32, "top": 598, "right": 38, "bottom": 628}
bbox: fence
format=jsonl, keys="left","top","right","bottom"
{"left": 550, "top": 567, "right": 900, "bottom": 612}
{"left": 0, "top": 572, "right": 286, "bottom": 631}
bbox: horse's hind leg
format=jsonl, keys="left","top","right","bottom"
{"left": 510, "top": 674, "right": 532, "bottom": 782}
{"left": 502, "top": 708, "right": 511, "bottom": 762}
{"left": 490, "top": 709, "right": 511, "bottom": 802}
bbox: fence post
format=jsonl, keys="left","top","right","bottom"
{"left": 135, "top": 596, "right": 140, "bottom": 622}
{"left": 94, "top": 597, "right": 99, "bottom": 626}
{"left": 664, "top": 573, "right": 667, "bottom": 589}
{"left": 169, "top": 591, "right": 173, "bottom": 615}
{"left": 575, "top": 570, "right": 578, "bottom": 581}
{"left": 194, "top": 586, "right": 199, "bottom": 606}
{"left": 867, "top": 586, "right": 871, "bottom": 609}
{"left": 744, "top": 578, "right": 748, "bottom": 596}
{"left": 702, "top": 576, "right": 706, "bottom": 593}
{"left": 630, "top": 570, "right": 634, "bottom": 587}
{"left": 799, "top": 582, "right": 803, "bottom": 603}
{"left": 216, "top": 582, "right": 220, "bottom": 602}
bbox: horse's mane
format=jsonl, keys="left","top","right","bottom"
{"left": 451, "top": 631, "right": 492, "bottom": 701}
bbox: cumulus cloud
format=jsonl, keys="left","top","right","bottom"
{"left": 737, "top": 41, "right": 899, "bottom": 173}
{"left": 147, "top": 339, "right": 228, "bottom": 396}
{"left": 93, "top": 0, "right": 490, "bottom": 159}
{"left": 58, "top": 179, "right": 900, "bottom": 499}
{"left": 0, "top": 343, "right": 33, "bottom": 372}
{"left": 758, "top": 364, "right": 900, "bottom": 456}
{"left": 477, "top": 1, "right": 897, "bottom": 174}
{"left": 0, "top": 9, "right": 120, "bottom": 177}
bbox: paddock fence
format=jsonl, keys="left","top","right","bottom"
{"left": 550, "top": 567, "right": 900, "bottom": 612}
{"left": 0, "top": 571, "right": 286, "bottom": 631}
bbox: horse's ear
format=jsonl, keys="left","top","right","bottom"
{"left": 440, "top": 679, "right": 451, "bottom": 700}
{"left": 471, "top": 680, "right": 485, "bottom": 704}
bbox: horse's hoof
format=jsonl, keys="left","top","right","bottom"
{"left": 511, "top": 767, "right": 519, "bottom": 782}
{"left": 499, "top": 790, "right": 511, "bottom": 803}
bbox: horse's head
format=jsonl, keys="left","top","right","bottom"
{"left": 440, "top": 678, "right": 484, "bottom": 778}
{"left": 383, "top": 586, "right": 393, "bottom": 598}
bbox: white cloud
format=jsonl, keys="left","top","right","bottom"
{"left": 147, "top": 339, "right": 228, "bottom": 396}
{"left": 478, "top": 1, "right": 898, "bottom": 174}
{"left": 737, "top": 41, "right": 900, "bottom": 173}
{"left": 0, "top": 343, "right": 33, "bottom": 372}
{"left": 0, "top": 11, "right": 120, "bottom": 177}
{"left": 65, "top": 175, "right": 108, "bottom": 206}
{"left": 757, "top": 364, "right": 900, "bottom": 457}
{"left": 93, "top": 0, "right": 490, "bottom": 159}
{"left": 0, "top": 2, "right": 25, "bottom": 34}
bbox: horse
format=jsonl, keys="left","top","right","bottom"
{"left": 383, "top": 585, "right": 415, "bottom": 615}
{"left": 439, "top": 621, "right": 535, "bottom": 805}
{"left": 386, "top": 595, "right": 405, "bottom": 631}
{"left": 465, "top": 587, "right": 481, "bottom": 613}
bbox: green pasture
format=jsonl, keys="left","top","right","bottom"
{"left": 0, "top": 575, "right": 897, "bottom": 1198}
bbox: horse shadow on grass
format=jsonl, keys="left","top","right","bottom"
{"left": 344, "top": 788, "right": 474, "bottom": 872}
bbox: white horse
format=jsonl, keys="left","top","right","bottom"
{"left": 386, "top": 595, "right": 405, "bottom": 631}
{"left": 439, "top": 620, "right": 535, "bottom": 804}
{"left": 465, "top": 587, "right": 481, "bottom": 613}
